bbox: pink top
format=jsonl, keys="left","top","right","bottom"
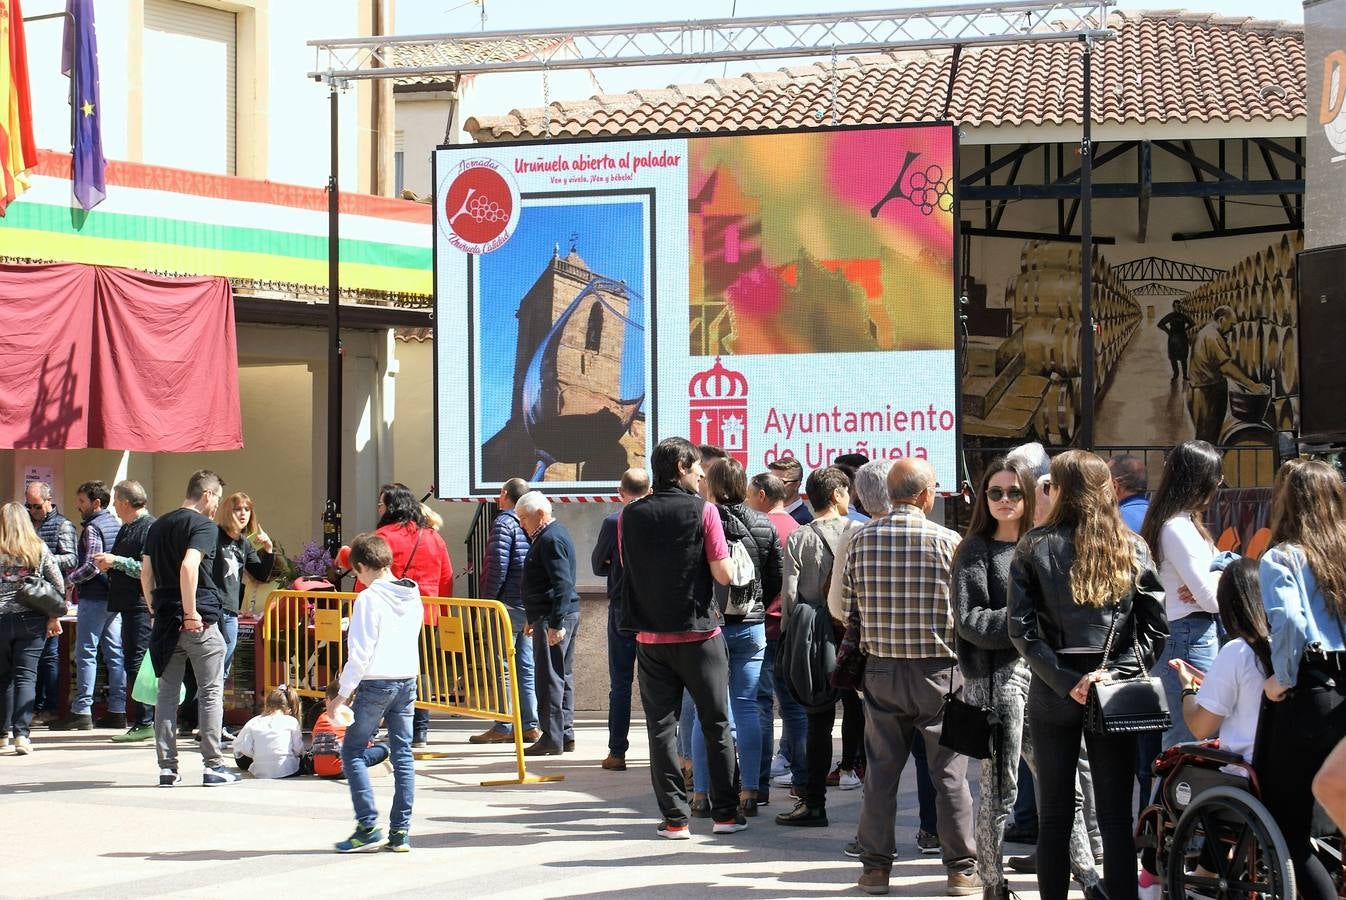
{"left": 631, "top": 501, "right": 728, "bottom": 644}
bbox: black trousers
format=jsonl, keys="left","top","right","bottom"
{"left": 531, "top": 611, "right": 578, "bottom": 748}
{"left": 1258, "top": 655, "right": 1346, "bottom": 900}
{"left": 637, "top": 634, "right": 737, "bottom": 824}
{"left": 802, "top": 689, "right": 866, "bottom": 807}
{"left": 120, "top": 606, "right": 153, "bottom": 728}
{"left": 1027, "top": 675, "right": 1138, "bottom": 900}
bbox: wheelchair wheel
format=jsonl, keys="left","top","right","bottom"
{"left": 1167, "top": 786, "right": 1295, "bottom": 900}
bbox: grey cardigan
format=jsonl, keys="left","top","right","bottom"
{"left": 953, "top": 534, "right": 1022, "bottom": 681}
{"left": 782, "top": 517, "right": 859, "bottom": 629}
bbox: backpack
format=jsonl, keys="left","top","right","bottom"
{"left": 712, "top": 508, "right": 763, "bottom": 618}
{"left": 777, "top": 522, "right": 842, "bottom": 712}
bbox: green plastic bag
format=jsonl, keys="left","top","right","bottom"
{"left": 131, "top": 657, "right": 185, "bottom": 706}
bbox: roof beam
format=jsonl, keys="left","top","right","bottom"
{"left": 308, "top": 1, "right": 1115, "bottom": 81}
{"left": 961, "top": 179, "right": 1303, "bottom": 200}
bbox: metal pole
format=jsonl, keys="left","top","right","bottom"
{"left": 1078, "top": 38, "right": 1095, "bottom": 450}
{"left": 323, "top": 80, "right": 343, "bottom": 555}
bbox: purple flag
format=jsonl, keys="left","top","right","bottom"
{"left": 62, "top": 0, "right": 105, "bottom": 210}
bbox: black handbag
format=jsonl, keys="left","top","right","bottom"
{"left": 15, "top": 573, "right": 68, "bottom": 618}
{"left": 1084, "top": 598, "right": 1171, "bottom": 735}
{"left": 939, "top": 661, "right": 1001, "bottom": 759}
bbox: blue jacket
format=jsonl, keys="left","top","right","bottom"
{"left": 592, "top": 511, "right": 621, "bottom": 601}
{"left": 481, "top": 508, "right": 529, "bottom": 608}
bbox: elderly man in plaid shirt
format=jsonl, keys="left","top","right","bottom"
{"left": 842, "top": 458, "right": 979, "bottom": 897}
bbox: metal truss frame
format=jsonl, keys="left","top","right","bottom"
{"left": 308, "top": 1, "right": 1114, "bottom": 82}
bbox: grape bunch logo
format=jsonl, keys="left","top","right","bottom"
{"left": 906, "top": 163, "right": 955, "bottom": 215}
{"left": 439, "top": 158, "right": 521, "bottom": 254}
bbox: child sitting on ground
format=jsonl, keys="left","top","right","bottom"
{"left": 309, "top": 681, "right": 349, "bottom": 778}
{"left": 233, "top": 684, "right": 305, "bottom": 779}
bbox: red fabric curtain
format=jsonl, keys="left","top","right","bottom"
{"left": 0, "top": 262, "right": 242, "bottom": 451}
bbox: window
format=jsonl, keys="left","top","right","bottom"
{"left": 143, "top": 0, "right": 237, "bottom": 174}
{"left": 585, "top": 303, "right": 604, "bottom": 352}
{"left": 395, "top": 131, "right": 405, "bottom": 195}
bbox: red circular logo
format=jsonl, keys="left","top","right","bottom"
{"left": 442, "top": 160, "right": 519, "bottom": 253}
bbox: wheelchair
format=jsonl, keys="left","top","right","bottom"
{"left": 1136, "top": 739, "right": 1344, "bottom": 899}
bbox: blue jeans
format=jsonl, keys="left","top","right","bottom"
{"left": 491, "top": 608, "right": 538, "bottom": 734}
{"left": 342, "top": 677, "right": 416, "bottom": 832}
{"left": 0, "top": 613, "right": 47, "bottom": 737}
{"left": 678, "top": 690, "right": 696, "bottom": 760}
{"left": 759, "top": 636, "right": 807, "bottom": 789}
{"left": 35, "top": 635, "right": 59, "bottom": 713}
{"left": 72, "top": 599, "right": 125, "bottom": 714}
{"left": 220, "top": 611, "right": 239, "bottom": 680}
{"left": 693, "top": 621, "right": 766, "bottom": 791}
{"left": 607, "top": 602, "right": 638, "bottom": 755}
{"left": 1153, "top": 614, "right": 1219, "bottom": 748}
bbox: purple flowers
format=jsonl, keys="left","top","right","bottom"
{"left": 292, "top": 541, "right": 334, "bottom": 578}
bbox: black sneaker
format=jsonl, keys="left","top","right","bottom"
{"left": 49, "top": 713, "right": 93, "bottom": 731}
{"left": 774, "top": 800, "right": 829, "bottom": 827}
{"left": 203, "top": 767, "right": 242, "bottom": 786}
{"left": 1003, "top": 822, "right": 1038, "bottom": 845}
{"left": 1007, "top": 854, "right": 1036, "bottom": 874}
{"left": 158, "top": 768, "right": 181, "bottom": 787}
{"left": 657, "top": 821, "right": 690, "bottom": 840}
{"left": 916, "top": 829, "right": 941, "bottom": 855}
{"left": 712, "top": 813, "right": 748, "bottom": 834}
{"left": 844, "top": 839, "right": 862, "bottom": 858}
{"left": 95, "top": 712, "right": 127, "bottom": 729}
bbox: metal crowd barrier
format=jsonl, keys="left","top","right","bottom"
{"left": 259, "top": 590, "right": 562, "bottom": 786}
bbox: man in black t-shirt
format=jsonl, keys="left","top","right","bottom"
{"left": 140, "top": 470, "right": 239, "bottom": 787}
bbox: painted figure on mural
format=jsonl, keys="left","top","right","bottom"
{"left": 1187, "top": 306, "right": 1268, "bottom": 445}
{"left": 1155, "top": 301, "right": 1195, "bottom": 382}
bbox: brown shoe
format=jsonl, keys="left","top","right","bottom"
{"left": 522, "top": 728, "right": 541, "bottom": 742}
{"left": 947, "top": 872, "right": 983, "bottom": 897}
{"left": 468, "top": 727, "right": 514, "bottom": 744}
{"left": 858, "top": 867, "right": 890, "bottom": 895}
{"left": 601, "top": 754, "right": 627, "bottom": 771}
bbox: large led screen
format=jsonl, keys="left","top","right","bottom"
{"left": 433, "top": 124, "right": 957, "bottom": 497}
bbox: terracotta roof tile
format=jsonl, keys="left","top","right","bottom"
{"left": 465, "top": 10, "right": 1303, "bottom": 141}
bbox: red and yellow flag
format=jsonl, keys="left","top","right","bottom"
{"left": 0, "top": 0, "right": 37, "bottom": 216}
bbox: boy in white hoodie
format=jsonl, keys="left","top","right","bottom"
{"left": 329, "top": 533, "right": 423, "bottom": 853}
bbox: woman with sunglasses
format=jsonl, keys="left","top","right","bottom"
{"left": 1010, "top": 451, "right": 1167, "bottom": 900}
{"left": 955, "top": 459, "right": 1101, "bottom": 900}
{"left": 1138, "top": 439, "right": 1224, "bottom": 748}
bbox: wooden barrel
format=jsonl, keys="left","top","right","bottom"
{"left": 1036, "top": 377, "right": 1078, "bottom": 445}
{"left": 1023, "top": 318, "right": 1082, "bottom": 376}
{"left": 1012, "top": 270, "right": 1081, "bottom": 319}
{"left": 1022, "top": 241, "right": 1081, "bottom": 273}
{"left": 1281, "top": 327, "right": 1298, "bottom": 394}
{"left": 1275, "top": 232, "right": 1294, "bottom": 278}
{"left": 1219, "top": 422, "right": 1277, "bottom": 489}
{"left": 1263, "top": 326, "right": 1282, "bottom": 394}
{"left": 1276, "top": 397, "right": 1296, "bottom": 432}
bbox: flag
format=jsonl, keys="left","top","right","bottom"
{"left": 62, "top": 0, "right": 103, "bottom": 210}
{"left": 0, "top": 0, "right": 37, "bottom": 216}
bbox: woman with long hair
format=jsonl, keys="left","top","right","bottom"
{"left": 365, "top": 483, "right": 453, "bottom": 749}
{"left": 215, "top": 492, "right": 275, "bottom": 683}
{"left": 1138, "top": 439, "right": 1224, "bottom": 747}
{"left": 1010, "top": 450, "right": 1168, "bottom": 900}
{"left": 956, "top": 458, "right": 1103, "bottom": 899}
{"left": 689, "top": 458, "right": 781, "bottom": 818}
{"left": 0, "top": 502, "right": 65, "bottom": 754}
{"left": 1256, "top": 458, "right": 1346, "bottom": 900}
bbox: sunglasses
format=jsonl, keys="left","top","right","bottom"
{"left": 987, "top": 487, "right": 1024, "bottom": 503}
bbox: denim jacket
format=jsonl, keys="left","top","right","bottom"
{"left": 1261, "top": 544, "right": 1346, "bottom": 688}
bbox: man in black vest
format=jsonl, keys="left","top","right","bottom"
{"left": 51, "top": 480, "right": 124, "bottom": 731}
{"left": 619, "top": 437, "right": 739, "bottom": 839}
{"left": 97, "top": 480, "right": 157, "bottom": 742}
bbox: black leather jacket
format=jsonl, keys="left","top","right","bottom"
{"left": 1008, "top": 524, "right": 1168, "bottom": 699}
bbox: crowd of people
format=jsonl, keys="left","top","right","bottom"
{"left": 7, "top": 439, "right": 1346, "bottom": 891}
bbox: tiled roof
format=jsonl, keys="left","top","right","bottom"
{"left": 391, "top": 37, "right": 565, "bottom": 85}
{"left": 464, "top": 11, "right": 1304, "bottom": 141}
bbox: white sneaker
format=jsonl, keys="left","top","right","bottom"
{"left": 770, "top": 772, "right": 794, "bottom": 788}
{"left": 838, "top": 768, "right": 862, "bottom": 790}
{"left": 13, "top": 736, "right": 31, "bottom": 755}
{"left": 769, "top": 751, "right": 789, "bottom": 779}
{"left": 0, "top": 736, "right": 11, "bottom": 753}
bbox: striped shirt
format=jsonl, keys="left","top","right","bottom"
{"left": 841, "top": 504, "right": 961, "bottom": 660}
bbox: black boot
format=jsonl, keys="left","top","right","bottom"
{"left": 774, "top": 800, "right": 828, "bottom": 827}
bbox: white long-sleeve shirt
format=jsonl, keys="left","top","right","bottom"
{"left": 1157, "top": 515, "right": 1220, "bottom": 620}
{"left": 337, "top": 576, "right": 423, "bottom": 699}
{"left": 232, "top": 713, "right": 304, "bottom": 779}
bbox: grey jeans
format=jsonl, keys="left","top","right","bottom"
{"left": 155, "top": 625, "right": 226, "bottom": 771}
{"left": 856, "top": 656, "right": 976, "bottom": 874}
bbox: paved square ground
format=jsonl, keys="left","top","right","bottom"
{"left": 0, "top": 715, "right": 1055, "bottom": 899}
